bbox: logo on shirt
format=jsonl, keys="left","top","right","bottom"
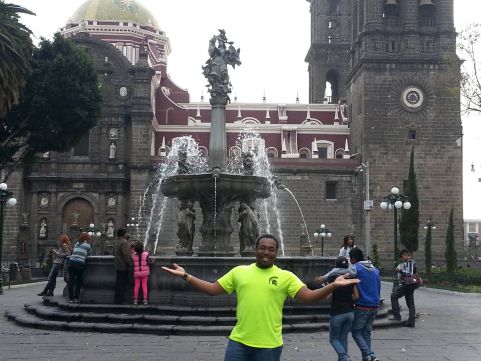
{"left": 269, "top": 276, "right": 278, "bottom": 286}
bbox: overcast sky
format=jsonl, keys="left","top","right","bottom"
{"left": 13, "top": 0, "right": 481, "bottom": 219}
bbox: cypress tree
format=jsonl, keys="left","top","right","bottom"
{"left": 400, "top": 146, "right": 420, "bottom": 252}
{"left": 445, "top": 208, "right": 457, "bottom": 273}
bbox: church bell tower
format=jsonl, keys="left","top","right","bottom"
{"left": 347, "top": 0, "right": 463, "bottom": 258}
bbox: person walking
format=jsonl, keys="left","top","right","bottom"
{"left": 132, "top": 242, "right": 151, "bottom": 305}
{"left": 326, "top": 256, "right": 359, "bottom": 361}
{"left": 349, "top": 247, "right": 381, "bottom": 361}
{"left": 339, "top": 234, "right": 355, "bottom": 259}
{"left": 38, "top": 233, "right": 72, "bottom": 297}
{"left": 162, "top": 234, "right": 359, "bottom": 361}
{"left": 390, "top": 249, "right": 418, "bottom": 328}
{"left": 113, "top": 228, "right": 133, "bottom": 304}
{"left": 67, "top": 232, "right": 91, "bottom": 303}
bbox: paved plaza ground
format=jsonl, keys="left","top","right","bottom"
{"left": 1, "top": 280, "right": 481, "bottom": 361}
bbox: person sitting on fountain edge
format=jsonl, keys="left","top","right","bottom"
{"left": 162, "top": 234, "right": 359, "bottom": 361}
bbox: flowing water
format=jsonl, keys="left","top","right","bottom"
{"left": 142, "top": 136, "right": 208, "bottom": 253}
{"left": 284, "top": 187, "right": 313, "bottom": 255}
{"left": 135, "top": 130, "right": 293, "bottom": 256}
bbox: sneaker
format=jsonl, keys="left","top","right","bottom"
{"left": 143, "top": 300, "right": 148, "bottom": 305}
{"left": 133, "top": 300, "right": 138, "bottom": 305}
{"left": 403, "top": 322, "right": 415, "bottom": 328}
{"left": 370, "top": 356, "right": 380, "bottom": 361}
{"left": 73, "top": 299, "right": 79, "bottom": 303}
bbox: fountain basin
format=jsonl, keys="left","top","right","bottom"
{"left": 78, "top": 256, "right": 336, "bottom": 306}
{"left": 160, "top": 172, "right": 271, "bottom": 200}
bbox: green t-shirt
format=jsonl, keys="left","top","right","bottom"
{"left": 217, "top": 263, "right": 305, "bottom": 348}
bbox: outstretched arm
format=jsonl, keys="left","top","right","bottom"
{"left": 295, "top": 274, "right": 360, "bottom": 303}
{"left": 162, "top": 263, "right": 226, "bottom": 296}
{"left": 322, "top": 265, "right": 357, "bottom": 280}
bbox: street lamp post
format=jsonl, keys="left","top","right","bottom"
{"left": 423, "top": 220, "right": 436, "bottom": 274}
{"left": 87, "top": 223, "right": 102, "bottom": 238}
{"left": 313, "top": 224, "right": 332, "bottom": 256}
{"left": 126, "top": 217, "right": 139, "bottom": 236}
{"left": 380, "top": 187, "right": 411, "bottom": 292}
{"left": 0, "top": 182, "right": 17, "bottom": 295}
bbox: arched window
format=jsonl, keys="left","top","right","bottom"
{"left": 335, "top": 148, "right": 345, "bottom": 159}
{"left": 266, "top": 147, "right": 278, "bottom": 159}
{"left": 299, "top": 148, "right": 311, "bottom": 159}
{"left": 241, "top": 117, "right": 261, "bottom": 125}
{"left": 326, "top": 69, "right": 340, "bottom": 104}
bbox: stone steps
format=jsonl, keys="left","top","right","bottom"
{"left": 4, "top": 296, "right": 402, "bottom": 335}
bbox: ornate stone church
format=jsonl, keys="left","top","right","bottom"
{"left": 2, "top": 0, "right": 462, "bottom": 267}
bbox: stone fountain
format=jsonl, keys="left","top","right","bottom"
{"left": 77, "top": 30, "right": 335, "bottom": 307}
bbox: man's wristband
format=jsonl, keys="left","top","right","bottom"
{"left": 181, "top": 272, "right": 191, "bottom": 282}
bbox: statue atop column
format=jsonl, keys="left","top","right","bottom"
{"left": 202, "top": 29, "right": 241, "bottom": 101}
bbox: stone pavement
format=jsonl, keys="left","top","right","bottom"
{"left": 1, "top": 280, "right": 481, "bottom": 361}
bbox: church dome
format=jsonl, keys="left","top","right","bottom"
{"left": 70, "top": 0, "right": 160, "bottom": 29}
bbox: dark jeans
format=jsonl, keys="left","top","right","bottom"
{"left": 46, "top": 263, "right": 62, "bottom": 291}
{"left": 114, "top": 270, "right": 129, "bottom": 304}
{"left": 224, "top": 339, "right": 283, "bottom": 361}
{"left": 391, "top": 283, "right": 416, "bottom": 325}
{"left": 68, "top": 263, "right": 84, "bottom": 300}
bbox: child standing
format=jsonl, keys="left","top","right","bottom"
{"left": 132, "top": 242, "right": 151, "bottom": 305}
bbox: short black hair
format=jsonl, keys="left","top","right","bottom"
{"left": 116, "top": 228, "right": 127, "bottom": 238}
{"left": 399, "top": 249, "right": 412, "bottom": 257}
{"left": 255, "top": 234, "right": 279, "bottom": 250}
{"left": 335, "top": 256, "right": 349, "bottom": 268}
{"left": 349, "top": 247, "right": 365, "bottom": 262}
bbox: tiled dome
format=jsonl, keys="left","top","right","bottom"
{"left": 70, "top": 0, "right": 159, "bottom": 28}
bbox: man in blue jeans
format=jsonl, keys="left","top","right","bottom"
{"left": 349, "top": 247, "right": 381, "bottom": 361}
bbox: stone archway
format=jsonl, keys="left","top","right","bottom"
{"left": 62, "top": 198, "right": 94, "bottom": 230}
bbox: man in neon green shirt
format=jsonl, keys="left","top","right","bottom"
{"left": 162, "top": 234, "right": 359, "bottom": 361}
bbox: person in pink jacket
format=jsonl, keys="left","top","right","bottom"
{"left": 132, "top": 242, "right": 151, "bottom": 305}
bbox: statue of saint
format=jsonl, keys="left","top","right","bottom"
{"left": 109, "top": 142, "right": 117, "bottom": 159}
{"left": 202, "top": 29, "right": 241, "bottom": 100}
{"left": 106, "top": 220, "right": 115, "bottom": 238}
{"left": 238, "top": 201, "right": 260, "bottom": 252}
{"left": 339, "top": 98, "right": 348, "bottom": 123}
{"left": 176, "top": 200, "right": 196, "bottom": 251}
{"left": 39, "top": 219, "right": 47, "bottom": 239}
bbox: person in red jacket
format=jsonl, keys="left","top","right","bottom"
{"left": 132, "top": 242, "right": 151, "bottom": 305}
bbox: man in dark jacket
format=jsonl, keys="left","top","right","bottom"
{"left": 113, "top": 228, "right": 133, "bottom": 304}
